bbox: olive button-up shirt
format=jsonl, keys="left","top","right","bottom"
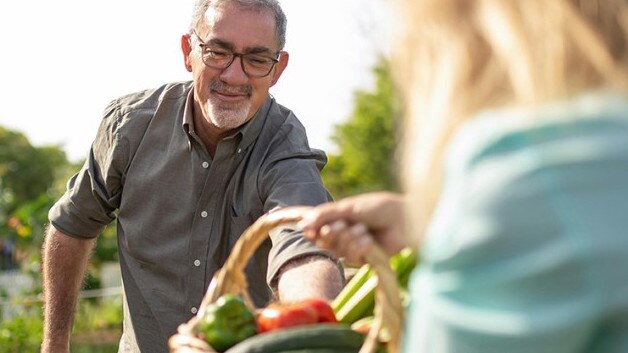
{"left": 49, "top": 81, "right": 333, "bottom": 353}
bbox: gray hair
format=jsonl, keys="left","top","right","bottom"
{"left": 189, "top": 0, "right": 287, "bottom": 50}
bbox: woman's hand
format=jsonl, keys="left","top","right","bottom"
{"left": 298, "top": 192, "right": 408, "bottom": 265}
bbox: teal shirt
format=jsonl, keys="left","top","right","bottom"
{"left": 404, "top": 92, "right": 628, "bottom": 353}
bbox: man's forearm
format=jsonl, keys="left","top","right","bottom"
{"left": 41, "top": 225, "right": 95, "bottom": 353}
{"left": 276, "top": 255, "right": 344, "bottom": 302}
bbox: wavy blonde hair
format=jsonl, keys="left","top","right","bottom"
{"left": 392, "top": 0, "right": 628, "bottom": 245}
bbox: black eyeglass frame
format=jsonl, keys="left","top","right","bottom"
{"left": 192, "top": 30, "right": 281, "bottom": 78}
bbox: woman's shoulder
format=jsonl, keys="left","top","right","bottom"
{"left": 447, "top": 90, "right": 628, "bottom": 174}
{"left": 426, "top": 90, "right": 628, "bottom": 265}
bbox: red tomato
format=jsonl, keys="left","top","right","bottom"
{"left": 301, "top": 297, "right": 338, "bottom": 323}
{"left": 257, "top": 303, "right": 318, "bottom": 333}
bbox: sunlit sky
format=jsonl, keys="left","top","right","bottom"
{"left": 0, "top": 0, "right": 393, "bottom": 162}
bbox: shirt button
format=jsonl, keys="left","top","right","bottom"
{"left": 194, "top": 259, "right": 201, "bottom": 267}
{"left": 201, "top": 161, "right": 209, "bottom": 169}
{"left": 237, "top": 148, "right": 242, "bottom": 154}
{"left": 190, "top": 307, "right": 198, "bottom": 314}
{"left": 201, "top": 211, "right": 208, "bottom": 218}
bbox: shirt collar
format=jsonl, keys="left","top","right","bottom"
{"left": 182, "top": 88, "right": 195, "bottom": 151}
{"left": 238, "top": 95, "right": 273, "bottom": 153}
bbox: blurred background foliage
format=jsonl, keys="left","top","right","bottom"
{"left": 0, "top": 125, "right": 120, "bottom": 352}
{"left": 0, "top": 56, "right": 399, "bottom": 352}
{"left": 322, "top": 57, "right": 402, "bottom": 198}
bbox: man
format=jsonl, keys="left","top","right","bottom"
{"left": 41, "top": 1, "right": 344, "bottom": 352}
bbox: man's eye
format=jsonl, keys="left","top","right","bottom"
{"left": 247, "top": 56, "right": 271, "bottom": 65}
{"left": 207, "top": 50, "right": 231, "bottom": 59}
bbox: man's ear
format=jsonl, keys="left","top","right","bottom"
{"left": 269, "top": 51, "right": 289, "bottom": 87}
{"left": 181, "top": 34, "right": 193, "bottom": 72}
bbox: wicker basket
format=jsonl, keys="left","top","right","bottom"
{"left": 168, "top": 208, "right": 403, "bottom": 353}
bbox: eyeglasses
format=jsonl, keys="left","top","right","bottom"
{"left": 193, "top": 31, "right": 280, "bottom": 78}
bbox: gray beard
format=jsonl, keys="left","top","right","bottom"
{"left": 207, "top": 98, "right": 252, "bottom": 130}
{"left": 207, "top": 81, "right": 253, "bottom": 130}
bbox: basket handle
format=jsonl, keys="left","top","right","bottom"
{"left": 170, "top": 208, "right": 403, "bottom": 353}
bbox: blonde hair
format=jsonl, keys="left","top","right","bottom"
{"left": 393, "top": 0, "right": 628, "bottom": 245}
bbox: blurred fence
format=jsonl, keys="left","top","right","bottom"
{"left": 0, "top": 269, "right": 35, "bottom": 320}
{"left": 0, "top": 284, "right": 123, "bottom": 321}
{"left": 0, "top": 262, "right": 122, "bottom": 321}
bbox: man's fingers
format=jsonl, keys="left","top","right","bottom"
{"left": 298, "top": 202, "right": 355, "bottom": 233}
{"left": 311, "top": 221, "right": 372, "bottom": 265}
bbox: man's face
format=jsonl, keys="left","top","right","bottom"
{"left": 183, "top": 4, "right": 288, "bottom": 132}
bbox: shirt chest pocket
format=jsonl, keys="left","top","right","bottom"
{"left": 228, "top": 207, "right": 263, "bottom": 251}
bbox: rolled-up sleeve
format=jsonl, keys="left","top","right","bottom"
{"left": 260, "top": 145, "right": 336, "bottom": 285}
{"left": 48, "top": 100, "right": 128, "bottom": 239}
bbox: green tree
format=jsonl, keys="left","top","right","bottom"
{"left": 322, "top": 57, "right": 402, "bottom": 198}
{"left": 0, "top": 127, "right": 75, "bottom": 247}
{"left": 0, "top": 129, "right": 67, "bottom": 211}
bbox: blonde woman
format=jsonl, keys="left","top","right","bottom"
{"left": 299, "top": 0, "right": 628, "bottom": 352}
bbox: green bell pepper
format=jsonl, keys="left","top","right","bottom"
{"left": 195, "top": 294, "right": 257, "bottom": 352}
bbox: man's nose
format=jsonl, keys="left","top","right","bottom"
{"left": 219, "top": 55, "right": 249, "bottom": 84}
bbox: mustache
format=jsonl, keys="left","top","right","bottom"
{"left": 210, "top": 81, "right": 252, "bottom": 95}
